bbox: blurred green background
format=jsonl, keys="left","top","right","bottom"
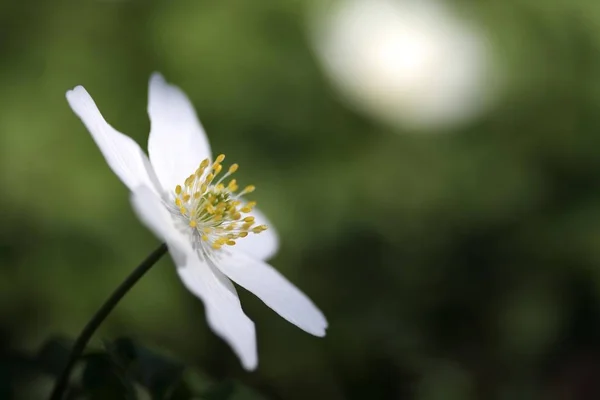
{"left": 2, "top": 0, "right": 600, "bottom": 399}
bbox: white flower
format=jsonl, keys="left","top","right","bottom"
{"left": 65, "top": 73, "right": 328, "bottom": 370}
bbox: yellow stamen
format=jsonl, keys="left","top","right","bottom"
{"left": 241, "top": 185, "right": 255, "bottom": 194}
{"left": 228, "top": 179, "right": 238, "bottom": 191}
{"left": 172, "top": 154, "right": 266, "bottom": 250}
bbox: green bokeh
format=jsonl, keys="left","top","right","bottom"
{"left": 3, "top": 0, "right": 600, "bottom": 398}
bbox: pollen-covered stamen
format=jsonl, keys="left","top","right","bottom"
{"left": 173, "top": 154, "right": 267, "bottom": 250}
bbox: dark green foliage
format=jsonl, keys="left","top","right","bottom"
{"left": 1, "top": 337, "right": 260, "bottom": 399}
{"left": 106, "top": 337, "right": 186, "bottom": 399}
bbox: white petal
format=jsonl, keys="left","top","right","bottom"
{"left": 233, "top": 206, "right": 279, "bottom": 261}
{"left": 66, "top": 86, "right": 160, "bottom": 193}
{"left": 129, "top": 186, "right": 188, "bottom": 264}
{"left": 214, "top": 250, "right": 328, "bottom": 337}
{"left": 130, "top": 186, "right": 257, "bottom": 370}
{"left": 147, "top": 73, "right": 212, "bottom": 192}
{"left": 177, "top": 257, "right": 257, "bottom": 370}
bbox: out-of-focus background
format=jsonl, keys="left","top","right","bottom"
{"left": 2, "top": 0, "right": 600, "bottom": 398}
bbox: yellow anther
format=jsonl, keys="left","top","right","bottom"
{"left": 258, "top": 225, "right": 268, "bottom": 232}
{"left": 174, "top": 154, "right": 268, "bottom": 247}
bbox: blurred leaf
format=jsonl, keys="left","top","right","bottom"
{"left": 35, "top": 336, "right": 73, "bottom": 377}
{"left": 81, "top": 352, "right": 136, "bottom": 400}
{"left": 201, "top": 380, "right": 236, "bottom": 400}
{"left": 164, "top": 382, "right": 194, "bottom": 400}
{"left": 107, "top": 337, "right": 186, "bottom": 399}
{"left": 109, "top": 336, "right": 138, "bottom": 370}
{"left": 201, "top": 380, "right": 267, "bottom": 400}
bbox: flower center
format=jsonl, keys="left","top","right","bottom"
{"left": 173, "top": 154, "right": 267, "bottom": 250}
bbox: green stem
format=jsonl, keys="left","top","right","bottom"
{"left": 49, "top": 243, "right": 168, "bottom": 400}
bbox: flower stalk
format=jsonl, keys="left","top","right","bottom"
{"left": 49, "top": 243, "right": 168, "bottom": 400}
